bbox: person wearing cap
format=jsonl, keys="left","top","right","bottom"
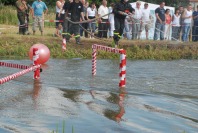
{"left": 192, "top": 5, "right": 198, "bottom": 41}
{"left": 140, "top": 2, "right": 151, "bottom": 40}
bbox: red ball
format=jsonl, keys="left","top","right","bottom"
{"left": 29, "top": 44, "right": 50, "bottom": 64}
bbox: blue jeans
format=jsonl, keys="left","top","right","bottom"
{"left": 124, "top": 23, "right": 131, "bottom": 40}
{"left": 88, "top": 22, "right": 96, "bottom": 33}
{"left": 192, "top": 25, "right": 198, "bottom": 41}
{"left": 153, "top": 22, "right": 165, "bottom": 40}
{"left": 182, "top": 23, "right": 191, "bottom": 42}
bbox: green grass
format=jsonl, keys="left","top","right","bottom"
{"left": 0, "top": 6, "right": 198, "bottom": 60}
{"left": 50, "top": 121, "right": 74, "bottom": 133}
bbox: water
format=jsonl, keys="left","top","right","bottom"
{"left": 0, "top": 59, "right": 198, "bottom": 133}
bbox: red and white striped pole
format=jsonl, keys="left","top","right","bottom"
{"left": 62, "top": 38, "right": 66, "bottom": 51}
{"left": 119, "top": 50, "right": 126, "bottom": 88}
{"left": 91, "top": 44, "right": 126, "bottom": 88}
{"left": 33, "top": 48, "right": 40, "bottom": 79}
{"left": 92, "top": 45, "right": 97, "bottom": 75}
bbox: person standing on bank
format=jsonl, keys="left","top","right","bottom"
{"left": 16, "top": 0, "right": 28, "bottom": 35}
{"left": 132, "top": 1, "right": 142, "bottom": 40}
{"left": 140, "top": 3, "right": 151, "bottom": 40}
{"left": 153, "top": 1, "right": 166, "bottom": 40}
{"left": 171, "top": 8, "right": 181, "bottom": 41}
{"left": 32, "top": 0, "right": 48, "bottom": 36}
{"left": 98, "top": 0, "right": 109, "bottom": 38}
{"left": 65, "top": 0, "right": 84, "bottom": 44}
{"left": 182, "top": 4, "right": 193, "bottom": 42}
{"left": 113, "top": 0, "right": 134, "bottom": 47}
{"left": 86, "top": 2, "right": 97, "bottom": 38}
{"left": 192, "top": 5, "right": 198, "bottom": 42}
{"left": 56, "top": 0, "right": 65, "bottom": 28}
{"left": 59, "top": 0, "right": 73, "bottom": 40}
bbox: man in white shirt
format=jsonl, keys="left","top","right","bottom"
{"left": 182, "top": 4, "right": 193, "bottom": 42}
{"left": 98, "top": 0, "right": 109, "bottom": 38}
{"left": 132, "top": 1, "right": 142, "bottom": 40}
{"left": 140, "top": 3, "right": 151, "bottom": 40}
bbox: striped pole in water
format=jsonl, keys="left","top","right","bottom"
{"left": 91, "top": 44, "right": 126, "bottom": 88}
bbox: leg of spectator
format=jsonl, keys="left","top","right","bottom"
{"left": 160, "top": 23, "right": 165, "bottom": 40}
{"left": 98, "top": 22, "right": 102, "bottom": 38}
{"left": 32, "top": 17, "right": 37, "bottom": 35}
{"left": 38, "top": 16, "right": 43, "bottom": 36}
{"left": 137, "top": 22, "right": 141, "bottom": 39}
{"left": 103, "top": 19, "right": 108, "bottom": 38}
{"left": 153, "top": 23, "right": 160, "bottom": 40}
{"left": 125, "top": 22, "right": 130, "bottom": 40}
{"left": 196, "top": 26, "right": 198, "bottom": 41}
{"left": 17, "top": 12, "right": 26, "bottom": 35}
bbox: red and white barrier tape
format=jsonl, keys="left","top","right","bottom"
{"left": 0, "top": 64, "right": 41, "bottom": 84}
{"left": 0, "top": 62, "right": 29, "bottom": 69}
{"left": 92, "top": 44, "right": 126, "bottom": 88}
{"left": 0, "top": 48, "right": 41, "bottom": 84}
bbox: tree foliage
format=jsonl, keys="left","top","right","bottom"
{"left": 0, "top": 0, "right": 189, "bottom": 8}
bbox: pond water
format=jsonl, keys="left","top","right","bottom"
{"left": 0, "top": 59, "right": 198, "bottom": 133}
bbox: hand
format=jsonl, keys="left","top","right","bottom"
{"left": 32, "top": 15, "right": 35, "bottom": 19}
{"left": 98, "top": 19, "right": 102, "bottom": 23}
{"left": 58, "top": 13, "right": 60, "bottom": 17}
{"left": 22, "top": 0, "right": 26, "bottom": 4}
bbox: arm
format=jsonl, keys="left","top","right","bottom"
{"left": 44, "top": 8, "right": 48, "bottom": 15}
{"left": 81, "top": 12, "right": 84, "bottom": 21}
{"left": 182, "top": 9, "right": 191, "bottom": 19}
{"left": 86, "top": 8, "right": 89, "bottom": 20}
{"left": 155, "top": 8, "right": 162, "bottom": 23}
{"left": 155, "top": 13, "right": 162, "bottom": 23}
{"left": 172, "top": 15, "right": 174, "bottom": 22}
{"left": 98, "top": 6, "right": 102, "bottom": 22}
{"left": 193, "top": 12, "right": 198, "bottom": 19}
{"left": 31, "top": 4, "right": 35, "bottom": 18}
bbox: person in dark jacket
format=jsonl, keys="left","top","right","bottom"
{"left": 61, "top": 0, "right": 84, "bottom": 44}
{"left": 113, "top": 0, "right": 134, "bottom": 47}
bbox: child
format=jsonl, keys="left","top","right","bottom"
{"left": 54, "top": 23, "right": 63, "bottom": 37}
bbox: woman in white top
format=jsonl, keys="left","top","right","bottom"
{"left": 182, "top": 4, "right": 193, "bottom": 42}
{"left": 171, "top": 8, "right": 180, "bottom": 40}
{"left": 86, "top": 2, "right": 97, "bottom": 38}
{"left": 56, "top": 0, "right": 65, "bottom": 28}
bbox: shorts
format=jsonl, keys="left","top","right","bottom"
{"left": 141, "top": 22, "right": 150, "bottom": 32}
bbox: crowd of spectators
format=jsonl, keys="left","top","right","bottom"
{"left": 15, "top": 0, "right": 198, "bottom": 42}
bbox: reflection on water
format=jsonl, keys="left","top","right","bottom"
{"left": 61, "top": 87, "right": 126, "bottom": 123}
{"left": 32, "top": 80, "right": 42, "bottom": 109}
{"left": 0, "top": 59, "right": 198, "bottom": 133}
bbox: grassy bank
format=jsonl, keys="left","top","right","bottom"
{"left": 0, "top": 31, "right": 198, "bottom": 60}
{"left": 0, "top": 5, "right": 198, "bottom": 60}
